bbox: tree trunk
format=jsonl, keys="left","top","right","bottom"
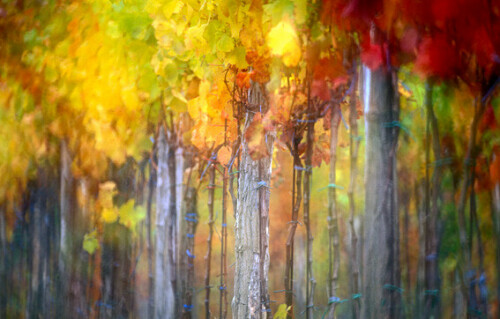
{"left": 423, "top": 82, "right": 442, "bottom": 318}
{"left": 146, "top": 158, "right": 156, "bottom": 319}
{"left": 284, "top": 144, "right": 302, "bottom": 318}
{"left": 491, "top": 176, "right": 500, "bottom": 319}
{"left": 361, "top": 65, "right": 401, "bottom": 318}
{"left": 416, "top": 179, "right": 425, "bottom": 319}
{"left": 455, "top": 98, "right": 486, "bottom": 315}
{"left": 59, "top": 142, "right": 87, "bottom": 318}
{"left": 154, "top": 127, "right": 177, "bottom": 319}
{"left": 303, "top": 97, "right": 317, "bottom": 319}
{"left": 204, "top": 161, "right": 216, "bottom": 319}
{"left": 348, "top": 66, "right": 361, "bottom": 319}
{"left": 180, "top": 187, "right": 198, "bottom": 319}
{"left": 220, "top": 147, "right": 229, "bottom": 319}
{"left": 0, "top": 204, "right": 6, "bottom": 319}
{"left": 326, "top": 102, "right": 341, "bottom": 318}
{"left": 232, "top": 82, "right": 274, "bottom": 319}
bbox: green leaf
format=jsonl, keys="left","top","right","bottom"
{"left": 264, "top": 0, "right": 294, "bottom": 25}
{"left": 273, "top": 304, "right": 291, "bottom": 319}
{"left": 216, "top": 34, "right": 234, "bottom": 53}
{"left": 226, "top": 46, "right": 247, "bottom": 68}
{"left": 83, "top": 230, "right": 99, "bottom": 255}
{"left": 118, "top": 199, "right": 146, "bottom": 234}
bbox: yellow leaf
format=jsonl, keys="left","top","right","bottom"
{"left": 102, "top": 207, "right": 119, "bottom": 223}
{"left": 267, "top": 19, "right": 301, "bottom": 67}
{"left": 273, "top": 304, "right": 291, "bottom": 319}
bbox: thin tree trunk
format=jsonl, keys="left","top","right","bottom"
{"left": 471, "top": 178, "right": 487, "bottom": 316}
{"left": 304, "top": 98, "right": 316, "bottom": 319}
{"left": 401, "top": 191, "right": 411, "bottom": 318}
{"left": 491, "top": 176, "right": 500, "bottom": 319}
{"left": 154, "top": 127, "right": 177, "bottom": 319}
{"left": 180, "top": 187, "right": 198, "bottom": 319}
{"left": 220, "top": 166, "right": 229, "bottom": 319}
{"left": 59, "top": 140, "right": 75, "bottom": 305}
{"left": 59, "top": 141, "right": 87, "bottom": 318}
{"left": 232, "top": 82, "right": 274, "bottom": 319}
{"left": 284, "top": 143, "right": 302, "bottom": 318}
{"left": 424, "top": 82, "right": 442, "bottom": 318}
{"left": 205, "top": 161, "right": 216, "bottom": 319}
{"left": 0, "top": 204, "right": 6, "bottom": 319}
{"left": 326, "top": 101, "right": 341, "bottom": 318}
{"left": 220, "top": 122, "right": 229, "bottom": 319}
{"left": 348, "top": 66, "right": 361, "bottom": 319}
{"left": 455, "top": 98, "right": 487, "bottom": 315}
{"left": 146, "top": 158, "right": 156, "bottom": 319}
{"left": 361, "top": 64, "right": 401, "bottom": 318}
{"left": 416, "top": 179, "right": 425, "bottom": 319}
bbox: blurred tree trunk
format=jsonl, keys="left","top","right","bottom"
{"left": 303, "top": 101, "right": 316, "bottom": 319}
{"left": 348, "top": 65, "right": 361, "bottom": 319}
{"left": 361, "top": 64, "right": 401, "bottom": 318}
{"left": 180, "top": 187, "right": 198, "bottom": 319}
{"left": 326, "top": 101, "right": 341, "bottom": 319}
{"left": 455, "top": 98, "right": 487, "bottom": 316}
{"left": 491, "top": 175, "right": 500, "bottom": 319}
{"left": 232, "top": 82, "right": 274, "bottom": 318}
{"left": 59, "top": 142, "right": 88, "bottom": 318}
{"left": 146, "top": 158, "right": 156, "bottom": 319}
{"left": 205, "top": 159, "right": 216, "bottom": 319}
{"left": 154, "top": 127, "right": 177, "bottom": 319}
{"left": 424, "top": 82, "right": 442, "bottom": 318}
{"left": 0, "top": 204, "right": 6, "bottom": 318}
{"left": 26, "top": 165, "right": 59, "bottom": 318}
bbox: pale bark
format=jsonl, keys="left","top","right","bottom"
{"left": 232, "top": 82, "right": 274, "bottom": 319}
{"left": 361, "top": 65, "right": 401, "bottom": 318}
{"left": 60, "top": 140, "right": 73, "bottom": 272}
{"left": 154, "top": 127, "right": 177, "bottom": 319}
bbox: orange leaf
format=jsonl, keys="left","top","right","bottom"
{"left": 218, "top": 146, "right": 232, "bottom": 166}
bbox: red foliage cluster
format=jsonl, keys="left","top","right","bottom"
{"left": 321, "top": 0, "right": 500, "bottom": 89}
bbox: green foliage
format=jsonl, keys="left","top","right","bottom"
{"left": 118, "top": 199, "right": 146, "bottom": 235}
{"left": 273, "top": 304, "right": 290, "bottom": 319}
{"left": 83, "top": 230, "right": 99, "bottom": 255}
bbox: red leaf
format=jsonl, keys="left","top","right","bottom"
{"left": 400, "top": 28, "right": 419, "bottom": 54}
{"left": 311, "top": 79, "right": 330, "bottom": 101}
{"left": 313, "top": 57, "right": 345, "bottom": 81}
{"left": 361, "top": 42, "right": 384, "bottom": 70}
{"left": 414, "top": 35, "right": 458, "bottom": 79}
{"left": 491, "top": 151, "right": 500, "bottom": 185}
{"left": 480, "top": 105, "right": 497, "bottom": 133}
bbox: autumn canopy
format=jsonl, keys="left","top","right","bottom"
{"left": 1, "top": 0, "right": 500, "bottom": 318}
